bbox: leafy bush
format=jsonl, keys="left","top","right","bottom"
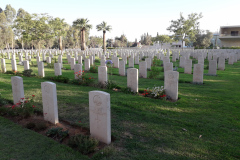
{"left": 74, "top": 71, "right": 95, "bottom": 86}
{"left": 46, "top": 61, "right": 54, "bottom": 68}
{"left": 141, "top": 56, "right": 147, "bottom": 61}
{"left": 105, "top": 80, "right": 120, "bottom": 90}
{"left": 95, "top": 59, "right": 100, "bottom": 63}
{"left": 46, "top": 127, "right": 68, "bottom": 142}
{"left": 68, "top": 134, "right": 99, "bottom": 154}
{"left": 149, "top": 66, "right": 161, "bottom": 79}
{"left": 11, "top": 95, "right": 38, "bottom": 118}
{"left": 22, "top": 69, "right": 35, "bottom": 77}
{"left": 46, "top": 75, "right": 70, "bottom": 83}
{"left": 90, "top": 65, "right": 98, "bottom": 73}
{"left": 121, "top": 87, "right": 137, "bottom": 94}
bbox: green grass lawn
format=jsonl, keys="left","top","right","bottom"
{"left": 0, "top": 54, "right": 240, "bottom": 160}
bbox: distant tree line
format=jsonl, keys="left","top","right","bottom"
{"left": 0, "top": 4, "right": 113, "bottom": 51}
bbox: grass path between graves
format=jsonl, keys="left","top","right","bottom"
{"left": 0, "top": 55, "right": 240, "bottom": 159}
{"left": 0, "top": 116, "right": 89, "bottom": 160}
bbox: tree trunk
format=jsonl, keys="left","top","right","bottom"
{"left": 38, "top": 42, "right": 41, "bottom": 55}
{"left": 12, "top": 37, "right": 14, "bottom": 49}
{"left": 103, "top": 31, "right": 106, "bottom": 51}
{"left": 81, "top": 29, "right": 86, "bottom": 50}
{"left": 59, "top": 36, "right": 62, "bottom": 51}
{"left": 22, "top": 40, "right": 24, "bottom": 50}
{"left": 182, "top": 40, "right": 183, "bottom": 50}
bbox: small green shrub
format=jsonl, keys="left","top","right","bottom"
{"left": 95, "top": 59, "right": 100, "bottom": 63}
{"left": 46, "top": 75, "right": 70, "bottom": 83}
{"left": 74, "top": 71, "right": 95, "bottom": 86}
{"left": 90, "top": 65, "right": 98, "bottom": 73}
{"left": 46, "top": 127, "right": 69, "bottom": 142}
{"left": 105, "top": 80, "right": 119, "bottom": 90}
{"left": 47, "top": 62, "right": 54, "bottom": 68}
{"left": 141, "top": 56, "right": 147, "bottom": 61}
{"left": 22, "top": 69, "right": 35, "bottom": 77}
{"left": 9, "top": 95, "right": 38, "bottom": 118}
{"left": 121, "top": 87, "right": 137, "bottom": 94}
{"left": 68, "top": 134, "right": 99, "bottom": 154}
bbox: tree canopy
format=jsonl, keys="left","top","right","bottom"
{"left": 167, "top": 12, "right": 203, "bottom": 48}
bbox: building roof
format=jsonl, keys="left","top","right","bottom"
{"left": 220, "top": 25, "right": 240, "bottom": 29}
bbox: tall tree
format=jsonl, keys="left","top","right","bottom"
{"left": 0, "top": 11, "right": 7, "bottom": 49}
{"left": 31, "top": 13, "right": 54, "bottom": 52}
{"left": 89, "top": 36, "right": 103, "bottom": 48}
{"left": 72, "top": 18, "right": 92, "bottom": 50}
{"left": 153, "top": 35, "right": 172, "bottom": 48}
{"left": 49, "top": 17, "right": 68, "bottom": 50}
{"left": 4, "top": 4, "right": 16, "bottom": 49}
{"left": 96, "top": 21, "right": 112, "bottom": 51}
{"left": 14, "top": 11, "right": 33, "bottom": 49}
{"left": 167, "top": 12, "right": 203, "bottom": 49}
{"left": 193, "top": 30, "right": 213, "bottom": 48}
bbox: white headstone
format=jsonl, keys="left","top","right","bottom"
{"left": 193, "top": 64, "right": 204, "bottom": 84}
{"left": 218, "top": 57, "right": 225, "bottom": 70}
{"left": 184, "top": 59, "right": 192, "bottom": 74}
{"left": 89, "top": 91, "right": 111, "bottom": 144}
{"left": 38, "top": 61, "right": 45, "bottom": 77}
{"left": 119, "top": 61, "right": 125, "bottom": 76}
{"left": 127, "top": 68, "right": 138, "bottom": 92}
{"left": 11, "top": 59, "right": 17, "bottom": 71}
{"left": 24, "top": 60, "right": 30, "bottom": 70}
{"left": 164, "top": 71, "right": 179, "bottom": 101}
{"left": 85, "top": 58, "right": 90, "bottom": 71}
{"left": 11, "top": 76, "right": 24, "bottom": 104}
{"left": 54, "top": 63, "right": 62, "bottom": 76}
{"left": 41, "top": 82, "right": 59, "bottom": 124}
{"left": 208, "top": 60, "right": 217, "bottom": 75}
{"left": 139, "top": 61, "right": 147, "bottom": 78}
{"left": 98, "top": 66, "right": 107, "bottom": 84}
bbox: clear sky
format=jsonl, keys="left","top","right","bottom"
{"left": 1, "top": 0, "right": 240, "bottom": 41}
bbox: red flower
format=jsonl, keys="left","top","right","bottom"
{"left": 89, "top": 77, "right": 91, "bottom": 79}
{"left": 32, "top": 105, "right": 36, "bottom": 108}
{"left": 78, "top": 121, "right": 81, "bottom": 123}
{"left": 82, "top": 71, "right": 84, "bottom": 72}
{"left": 146, "top": 93, "right": 148, "bottom": 95}
{"left": 24, "top": 101, "right": 28, "bottom": 103}
{"left": 21, "top": 98, "right": 24, "bottom": 100}
{"left": 12, "top": 105, "right": 16, "bottom": 109}
{"left": 32, "top": 95, "right": 35, "bottom": 97}
{"left": 142, "top": 93, "right": 145, "bottom": 96}
{"left": 144, "top": 90, "right": 147, "bottom": 91}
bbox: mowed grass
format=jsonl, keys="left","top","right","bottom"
{"left": 0, "top": 53, "right": 240, "bottom": 160}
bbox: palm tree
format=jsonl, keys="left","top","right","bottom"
{"left": 72, "top": 18, "right": 92, "bottom": 50}
{"left": 96, "top": 21, "right": 112, "bottom": 52}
